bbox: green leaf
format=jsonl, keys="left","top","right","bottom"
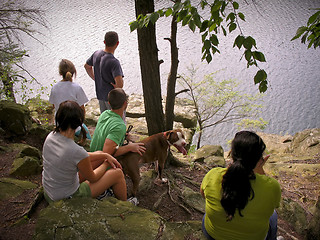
{"left": 193, "top": 12, "right": 202, "bottom": 27}
{"left": 178, "top": 9, "right": 188, "bottom": 22}
{"left": 129, "top": 21, "right": 139, "bottom": 32}
{"left": 226, "top": 12, "right": 235, "bottom": 22}
{"left": 254, "top": 70, "right": 267, "bottom": 84}
{"left": 308, "top": 10, "right": 320, "bottom": 25}
{"left": 252, "top": 51, "right": 266, "bottom": 62}
{"left": 206, "top": 52, "right": 213, "bottom": 63}
{"left": 188, "top": 20, "right": 196, "bottom": 32}
{"left": 221, "top": 25, "right": 227, "bottom": 36}
{"left": 233, "top": 35, "right": 245, "bottom": 49}
{"left": 204, "top": 39, "right": 211, "bottom": 50}
{"left": 229, "top": 22, "right": 237, "bottom": 32}
{"left": 149, "top": 12, "right": 160, "bottom": 24}
{"left": 245, "top": 50, "right": 252, "bottom": 61}
{"left": 291, "top": 26, "right": 308, "bottom": 40}
{"left": 200, "top": 20, "right": 209, "bottom": 32}
{"left": 165, "top": 8, "right": 173, "bottom": 17}
{"left": 243, "top": 36, "right": 254, "bottom": 50}
{"left": 182, "top": 14, "right": 191, "bottom": 26}
{"left": 233, "top": 1, "right": 239, "bottom": 10}
{"left": 211, "top": 2, "right": 222, "bottom": 12}
{"left": 259, "top": 80, "right": 268, "bottom": 93}
{"left": 202, "top": 32, "right": 208, "bottom": 42}
{"left": 210, "top": 34, "right": 219, "bottom": 46}
{"left": 238, "top": 12, "right": 245, "bottom": 21}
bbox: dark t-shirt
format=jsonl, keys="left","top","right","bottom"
{"left": 86, "top": 50, "right": 123, "bottom": 101}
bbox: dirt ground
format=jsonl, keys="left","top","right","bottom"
{"left": 0, "top": 133, "right": 306, "bottom": 240}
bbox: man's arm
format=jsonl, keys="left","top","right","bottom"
{"left": 84, "top": 63, "right": 95, "bottom": 80}
{"left": 102, "top": 138, "right": 146, "bottom": 157}
{"left": 111, "top": 75, "right": 124, "bottom": 88}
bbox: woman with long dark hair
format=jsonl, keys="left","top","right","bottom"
{"left": 42, "top": 100, "right": 127, "bottom": 203}
{"left": 200, "top": 131, "right": 281, "bottom": 240}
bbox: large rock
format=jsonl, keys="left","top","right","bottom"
{"left": 9, "top": 144, "right": 43, "bottom": 177}
{"left": 287, "top": 128, "right": 320, "bottom": 157}
{"left": 85, "top": 95, "right": 197, "bottom": 130}
{"left": 34, "top": 197, "right": 204, "bottom": 240}
{"left": 0, "top": 100, "right": 32, "bottom": 135}
{"left": 194, "top": 145, "right": 225, "bottom": 168}
{"left": 277, "top": 197, "right": 308, "bottom": 235}
{"left": 306, "top": 195, "right": 320, "bottom": 240}
{"left": 0, "top": 178, "right": 37, "bottom": 201}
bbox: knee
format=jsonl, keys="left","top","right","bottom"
{"left": 111, "top": 168, "right": 125, "bottom": 179}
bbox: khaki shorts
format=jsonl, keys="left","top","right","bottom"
{"left": 44, "top": 182, "right": 91, "bottom": 204}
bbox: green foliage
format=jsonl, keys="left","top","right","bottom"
{"left": 291, "top": 8, "right": 320, "bottom": 49}
{"left": 0, "top": 0, "right": 47, "bottom": 102}
{"left": 129, "top": 0, "right": 268, "bottom": 92}
{"left": 178, "top": 66, "right": 267, "bottom": 147}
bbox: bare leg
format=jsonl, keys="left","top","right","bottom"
{"left": 86, "top": 168, "right": 127, "bottom": 201}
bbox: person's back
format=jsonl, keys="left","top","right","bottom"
{"left": 202, "top": 167, "right": 280, "bottom": 239}
{"left": 84, "top": 31, "right": 124, "bottom": 113}
{"left": 201, "top": 131, "right": 281, "bottom": 240}
{"left": 90, "top": 109, "right": 126, "bottom": 152}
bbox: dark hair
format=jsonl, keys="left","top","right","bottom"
{"left": 108, "top": 88, "right": 128, "bottom": 110}
{"left": 104, "top": 31, "right": 118, "bottom": 47}
{"left": 221, "top": 131, "right": 266, "bottom": 221}
{"left": 55, "top": 101, "right": 86, "bottom": 141}
{"left": 59, "top": 59, "right": 76, "bottom": 81}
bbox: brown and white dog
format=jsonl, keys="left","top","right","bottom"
{"left": 116, "top": 129, "right": 187, "bottom": 196}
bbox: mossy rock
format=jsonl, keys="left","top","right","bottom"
{"left": 10, "top": 156, "right": 42, "bottom": 177}
{"left": 0, "top": 100, "right": 32, "bottom": 136}
{"left": 0, "top": 178, "right": 37, "bottom": 201}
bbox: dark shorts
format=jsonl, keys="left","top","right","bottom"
{"left": 44, "top": 182, "right": 91, "bottom": 204}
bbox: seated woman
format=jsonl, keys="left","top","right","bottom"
{"left": 42, "top": 100, "right": 127, "bottom": 203}
{"left": 200, "top": 131, "right": 281, "bottom": 240}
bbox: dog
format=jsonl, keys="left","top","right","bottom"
{"left": 116, "top": 129, "right": 187, "bottom": 196}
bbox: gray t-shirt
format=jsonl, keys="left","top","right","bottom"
{"left": 42, "top": 132, "right": 89, "bottom": 201}
{"left": 86, "top": 50, "right": 124, "bottom": 101}
{"left": 49, "top": 81, "right": 89, "bottom": 115}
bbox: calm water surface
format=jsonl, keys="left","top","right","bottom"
{"left": 21, "top": 0, "right": 320, "bottom": 148}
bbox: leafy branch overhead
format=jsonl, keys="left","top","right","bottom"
{"left": 291, "top": 8, "right": 320, "bottom": 49}
{"left": 130, "top": 0, "right": 268, "bottom": 92}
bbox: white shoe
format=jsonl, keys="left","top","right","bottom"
{"left": 127, "top": 196, "right": 139, "bottom": 206}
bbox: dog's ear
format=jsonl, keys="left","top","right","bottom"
{"left": 165, "top": 130, "right": 174, "bottom": 140}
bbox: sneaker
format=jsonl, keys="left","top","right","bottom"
{"left": 127, "top": 196, "right": 139, "bottom": 206}
{"left": 277, "top": 236, "right": 284, "bottom": 240}
{"left": 96, "top": 188, "right": 114, "bottom": 200}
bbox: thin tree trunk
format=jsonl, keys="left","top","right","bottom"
{"left": 135, "top": 0, "right": 165, "bottom": 135}
{"left": 165, "top": 13, "right": 179, "bottom": 131}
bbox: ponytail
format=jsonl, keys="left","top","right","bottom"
{"left": 221, "top": 131, "right": 265, "bottom": 221}
{"left": 64, "top": 71, "right": 73, "bottom": 81}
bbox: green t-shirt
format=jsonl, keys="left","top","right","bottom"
{"left": 201, "top": 167, "right": 281, "bottom": 240}
{"left": 90, "top": 110, "right": 126, "bottom": 152}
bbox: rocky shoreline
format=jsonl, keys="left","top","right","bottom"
{"left": 0, "top": 96, "right": 319, "bottom": 239}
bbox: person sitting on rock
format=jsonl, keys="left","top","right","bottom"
{"left": 42, "top": 100, "right": 127, "bottom": 203}
{"left": 200, "top": 131, "right": 281, "bottom": 240}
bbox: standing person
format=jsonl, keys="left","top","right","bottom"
{"left": 84, "top": 31, "right": 124, "bottom": 114}
{"left": 200, "top": 131, "right": 281, "bottom": 240}
{"left": 49, "top": 59, "right": 91, "bottom": 141}
{"left": 42, "top": 100, "right": 127, "bottom": 203}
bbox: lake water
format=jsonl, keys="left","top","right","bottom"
{"left": 20, "top": 0, "right": 320, "bottom": 149}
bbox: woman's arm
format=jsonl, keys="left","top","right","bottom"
{"left": 78, "top": 152, "right": 122, "bottom": 183}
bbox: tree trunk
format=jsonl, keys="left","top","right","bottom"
{"left": 0, "top": 68, "right": 16, "bottom": 102}
{"left": 165, "top": 13, "right": 179, "bottom": 131}
{"left": 135, "top": 0, "right": 165, "bottom": 135}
